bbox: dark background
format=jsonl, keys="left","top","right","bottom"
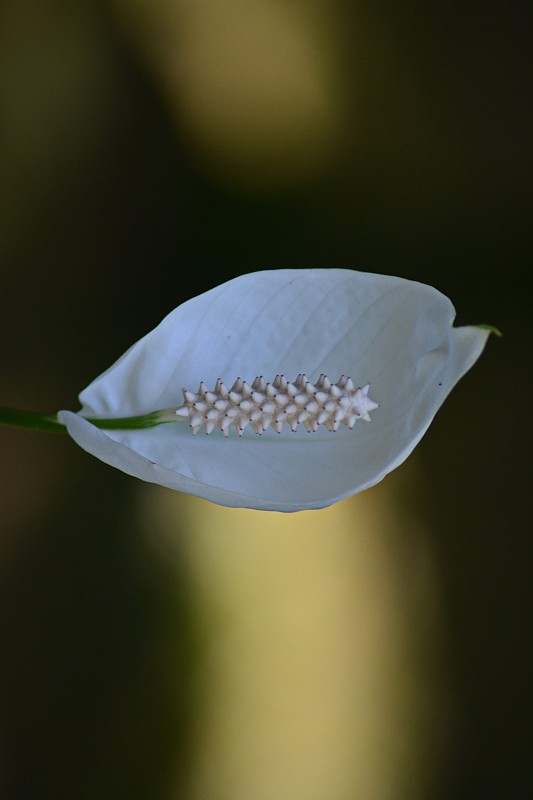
{"left": 0, "top": 1, "right": 530, "bottom": 798}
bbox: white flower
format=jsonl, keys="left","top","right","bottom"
{"left": 58, "top": 269, "right": 490, "bottom": 511}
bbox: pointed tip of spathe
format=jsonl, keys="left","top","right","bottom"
{"left": 476, "top": 323, "right": 503, "bottom": 338}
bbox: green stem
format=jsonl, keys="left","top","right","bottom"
{"left": 0, "top": 407, "right": 66, "bottom": 434}
{"left": 0, "top": 407, "right": 170, "bottom": 435}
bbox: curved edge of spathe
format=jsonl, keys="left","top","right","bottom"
{"left": 58, "top": 410, "right": 328, "bottom": 512}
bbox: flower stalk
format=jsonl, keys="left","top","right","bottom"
{"left": 0, "top": 406, "right": 167, "bottom": 434}
{"left": 0, "top": 372, "right": 379, "bottom": 438}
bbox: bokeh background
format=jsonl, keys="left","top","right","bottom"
{"left": 0, "top": 1, "right": 530, "bottom": 798}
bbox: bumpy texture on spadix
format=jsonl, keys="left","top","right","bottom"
{"left": 58, "top": 269, "right": 491, "bottom": 512}
{"left": 175, "top": 375, "right": 379, "bottom": 436}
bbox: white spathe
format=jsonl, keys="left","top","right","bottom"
{"left": 59, "top": 269, "right": 490, "bottom": 511}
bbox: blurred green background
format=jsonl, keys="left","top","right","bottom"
{"left": 0, "top": 1, "right": 530, "bottom": 798}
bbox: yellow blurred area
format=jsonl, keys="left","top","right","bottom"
{"left": 147, "top": 463, "right": 448, "bottom": 800}
{"left": 114, "top": 0, "right": 348, "bottom": 190}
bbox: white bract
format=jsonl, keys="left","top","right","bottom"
{"left": 59, "top": 269, "right": 490, "bottom": 511}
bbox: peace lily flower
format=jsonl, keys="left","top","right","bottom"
{"left": 57, "top": 269, "right": 491, "bottom": 512}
